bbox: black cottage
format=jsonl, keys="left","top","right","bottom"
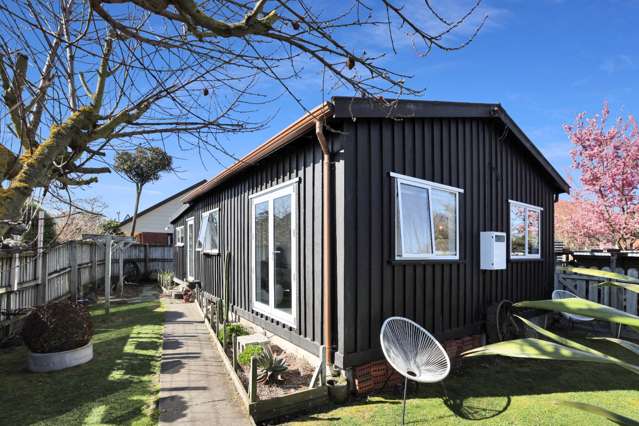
{"left": 170, "top": 97, "right": 569, "bottom": 369}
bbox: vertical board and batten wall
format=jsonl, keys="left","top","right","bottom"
{"left": 172, "top": 103, "right": 564, "bottom": 369}
{"left": 338, "top": 117, "right": 557, "bottom": 367}
{"left": 0, "top": 242, "right": 174, "bottom": 328}
{"left": 173, "top": 133, "right": 343, "bottom": 355}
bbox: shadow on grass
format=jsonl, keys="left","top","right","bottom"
{"left": 289, "top": 337, "right": 639, "bottom": 424}
{"left": 0, "top": 300, "right": 163, "bottom": 426}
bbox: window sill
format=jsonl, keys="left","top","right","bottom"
{"left": 509, "top": 257, "right": 544, "bottom": 262}
{"left": 175, "top": 244, "right": 184, "bottom": 247}
{"left": 391, "top": 258, "right": 464, "bottom": 265}
{"left": 202, "top": 250, "right": 220, "bottom": 256}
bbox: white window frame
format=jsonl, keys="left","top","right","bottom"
{"left": 175, "top": 226, "right": 184, "bottom": 247}
{"left": 509, "top": 200, "right": 543, "bottom": 259}
{"left": 197, "top": 208, "right": 220, "bottom": 255}
{"left": 250, "top": 179, "right": 298, "bottom": 328}
{"left": 186, "top": 217, "right": 195, "bottom": 280}
{"left": 391, "top": 172, "right": 463, "bottom": 261}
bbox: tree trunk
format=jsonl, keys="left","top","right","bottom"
{"left": 130, "top": 184, "right": 142, "bottom": 237}
{"left": 0, "top": 108, "right": 97, "bottom": 239}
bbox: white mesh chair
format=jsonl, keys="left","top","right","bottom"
{"left": 380, "top": 317, "right": 451, "bottom": 425}
{"left": 552, "top": 289, "right": 594, "bottom": 322}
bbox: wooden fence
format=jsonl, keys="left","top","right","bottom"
{"left": 555, "top": 267, "right": 639, "bottom": 319}
{"left": 0, "top": 241, "right": 174, "bottom": 328}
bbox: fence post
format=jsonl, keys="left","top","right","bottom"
{"left": 91, "top": 243, "right": 97, "bottom": 296}
{"left": 118, "top": 245, "right": 124, "bottom": 297}
{"left": 144, "top": 244, "right": 149, "bottom": 276}
{"left": 39, "top": 254, "right": 48, "bottom": 304}
{"left": 36, "top": 210, "right": 45, "bottom": 304}
{"left": 69, "top": 241, "right": 78, "bottom": 300}
{"left": 609, "top": 251, "right": 622, "bottom": 334}
{"left": 11, "top": 252, "right": 19, "bottom": 291}
{"left": 104, "top": 236, "right": 112, "bottom": 315}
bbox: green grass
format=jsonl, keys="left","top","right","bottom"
{"left": 289, "top": 337, "right": 639, "bottom": 425}
{"left": 0, "top": 300, "right": 164, "bottom": 426}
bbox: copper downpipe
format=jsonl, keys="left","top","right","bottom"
{"left": 315, "top": 119, "right": 332, "bottom": 366}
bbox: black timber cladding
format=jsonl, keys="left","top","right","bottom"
{"left": 337, "top": 114, "right": 557, "bottom": 367}
{"left": 172, "top": 97, "right": 566, "bottom": 369}
{"left": 172, "top": 131, "right": 343, "bottom": 355}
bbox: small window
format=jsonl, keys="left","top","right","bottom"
{"left": 392, "top": 172, "right": 463, "bottom": 260}
{"left": 509, "top": 200, "right": 542, "bottom": 259}
{"left": 175, "top": 226, "right": 184, "bottom": 246}
{"left": 197, "top": 208, "right": 220, "bottom": 255}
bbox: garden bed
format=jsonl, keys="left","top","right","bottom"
{"left": 195, "top": 293, "right": 329, "bottom": 423}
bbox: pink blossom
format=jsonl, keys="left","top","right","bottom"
{"left": 561, "top": 103, "right": 639, "bottom": 250}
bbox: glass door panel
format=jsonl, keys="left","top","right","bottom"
{"left": 254, "top": 201, "right": 270, "bottom": 306}
{"left": 273, "top": 194, "right": 292, "bottom": 315}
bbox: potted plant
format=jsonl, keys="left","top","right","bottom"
{"left": 326, "top": 371, "right": 349, "bottom": 404}
{"left": 22, "top": 299, "right": 94, "bottom": 372}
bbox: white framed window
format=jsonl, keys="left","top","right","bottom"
{"left": 250, "top": 178, "right": 298, "bottom": 327}
{"left": 186, "top": 217, "right": 195, "bottom": 280}
{"left": 391, "top": 172, "right": 463, "bottom": 260}
{"left": 175, "top": 226, "right": 185, "bottom": 247}
{"left": 509, "top": 200, "right": 542, "bottom": 259}
{"left": 197, "top": 208, "right": 219, "bottom": 255}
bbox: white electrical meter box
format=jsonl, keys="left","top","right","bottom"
{"left": 480, "top": 232, "right": 507, "bottom": 270}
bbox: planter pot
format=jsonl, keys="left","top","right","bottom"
{"left": 28, "top": 342, "right": 93, "bottom": 373}
{"left": 327, "top": 379, "right": 349, "bottom": 404}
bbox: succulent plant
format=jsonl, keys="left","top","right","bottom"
{"left": 256, "top": 346, "right": 288, "bottom": 384}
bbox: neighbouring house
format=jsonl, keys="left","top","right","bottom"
{"left": 170, "top": 97, "right": 569, "bottom": 378}
{"left": 119, "top": 180, "right": 206, "bottom": 245}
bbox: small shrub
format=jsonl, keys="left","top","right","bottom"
{"left": 22, "top": 300, "right": 93, "bottom": 353}
{"left": 238, "top": 344, "right": 264, "bottom": 366}
{"left": 257, "top": 346, "right": 288, "bottom": 384}
{"left": 217, "top": 323, "right": 248, "bottom": 344}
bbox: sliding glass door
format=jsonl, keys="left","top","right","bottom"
{"left": 186, "top": 217, "right": 195, "bottom": 280}
{"left": 251, "top": 181, "right": 297, "bottom": 327}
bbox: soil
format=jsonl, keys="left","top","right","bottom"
{"left": 232, "top": 344, "right": 315, "bottom": 400}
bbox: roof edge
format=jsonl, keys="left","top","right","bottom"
{"left": 182, "top": 102, "right": 334, "bottom": 203}
{"left": 119, "top": 179, "right": 206, "bottom": 226}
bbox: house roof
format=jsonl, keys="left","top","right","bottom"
{"left": 119, "top": 179, "right": 206, "bottom": 227}
{"left": 182, "top": 97, "right": 569, "bottom": 203}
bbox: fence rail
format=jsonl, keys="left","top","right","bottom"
{"left": 0, "top": 241, "right": 174, "bottom": 327}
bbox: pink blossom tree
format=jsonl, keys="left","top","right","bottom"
{"left": 562, "top": 103, "right": 639, "bottom": 250}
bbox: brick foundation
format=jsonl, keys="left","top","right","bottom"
{"left": 352, "top": 333, "right": 484, "bottom": 394}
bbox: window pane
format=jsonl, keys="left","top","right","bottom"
{"left": 254, "top": 201, "right": 269, "bottom": 305}
{"left": 398, "top": 183, "right": 432, "bottom": 256}
{"left": 197, "top": 214, "right": 208, "bottom": 249}
{"left": 211, "top": 210, "right": 219, "bottom": 251}
{"left": 273, "top": 195, "right": 292, "bottom": 315}
{"left": 431, "top": 189, "right": 457, "bottom": 256}
{"left": 527, "top": 209, "right": 540, "bottom": 256}
{"left": 510, "top": 205, "right": 526, "bottom": 256}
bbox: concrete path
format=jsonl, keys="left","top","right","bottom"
{"left": 159, "top": 299, "right": 252, "bottom": 425}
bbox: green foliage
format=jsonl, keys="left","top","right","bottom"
{"left": 559, "top": 266, "right": 639, "bottom": 287}
{"left": 157, "top": 271, "right": 175, "bottom": 288}
{"left": 113, "top": 147, "right": 173, "bottom": 187}
{"left": 217, "top": 323, "right": 248, "bottom": 344}
{"left": 256, "top": 346, "right": 288, "bottom": 384}
{"left": 238, "top": 344, "right": 264, "bottom": 366}
{"left": 100, "top": 219, "right": 123, "bottom": 235}
{"left": 22, "top": 299, "right": 93, "bottom": 353}
{"left": 514, "top": 298, "right": 639, "bottom": 331}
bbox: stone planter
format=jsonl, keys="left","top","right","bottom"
{"left": 28, "top": 341, "right": 93, "bottom": 373}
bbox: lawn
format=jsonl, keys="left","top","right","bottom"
{"left": 289, "top": 337, "right": 639, "bottom": 425}
{"left": 0, "top": 300, "right": 164, "bottom": 426}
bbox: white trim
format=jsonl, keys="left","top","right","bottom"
{"left": 175, "top": 226, "right": 185, "bottom": 247}
{"left": 393, "top": 173, "right": 462, "bottom": 260}
{"left": 197, "top": 208, "right": 220, "bottom": 255}
{"left": 186, "top": 217, "right": 195, "bottom": 280}
{"left": 250, "top": 180, "right": 297, "bottom": 328}
{"left": 509, "top": 200, "right": 542, "bottom": 259}
{"left": 249, "top": 177, "right": 301, "bottom": 199}
{"left": 390, "top": 172, "right": 464, "bottom": 194}
{"left": 508, "top": 199, "right": 544, "bottom": 211}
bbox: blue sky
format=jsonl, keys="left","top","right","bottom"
{"left": 82, "top": 0, "right": 639, "bottom": 220}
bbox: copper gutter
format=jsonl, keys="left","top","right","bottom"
{"left": 182, "top": 102, "right": 334, "bottom": 203}
{"left": 315, "top": 119, "right": 332, "bottom": 367}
